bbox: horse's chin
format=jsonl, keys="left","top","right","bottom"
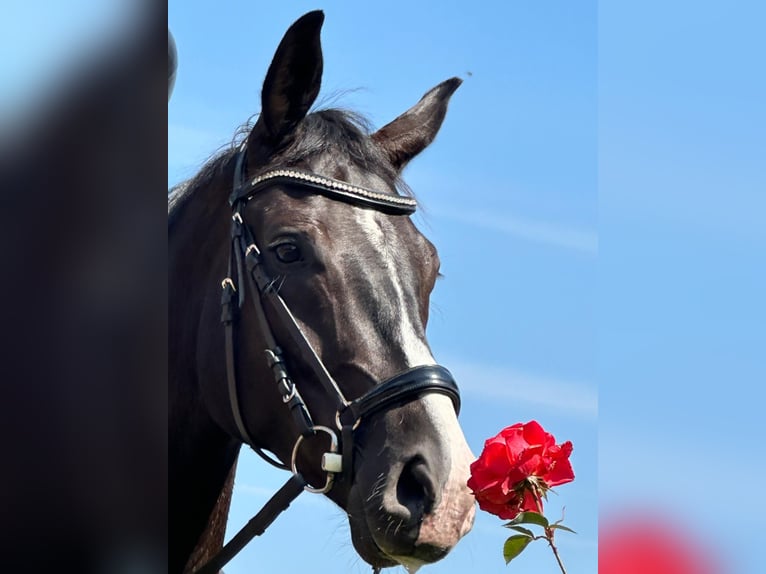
{"left": 345, "top": 486, "right": 451, "bottom": 572}
{"left": 346, "top": 501, "right": 400, "bottom": 569}
{"left": 347, "top": 522, "right": 443, "bottom": 573}
{"left": 353, "top": 540, "right": 400, "bottom": 571}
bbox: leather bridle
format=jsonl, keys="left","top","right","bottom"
{"left": 194, "top": 144, "right": 461, "bottom": 573}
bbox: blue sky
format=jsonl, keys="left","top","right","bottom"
{"left": 14, "top": 0, "right": 759, "bottom": 572}
{"left": 169, "top": 2, "right": 596, "bottom": 573}
{"left": 599, "top": 2, "right": 764, "bottom": 573}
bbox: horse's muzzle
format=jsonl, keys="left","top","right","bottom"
{"left": 346, "top": 394, "right": 476, "bottom": 568}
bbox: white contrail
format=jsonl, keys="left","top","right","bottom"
{"left": 446, "top": 359, "right": 598, "bottom": 418}
{"left": 432, "top": 205, "right": 598, "bottom": 255}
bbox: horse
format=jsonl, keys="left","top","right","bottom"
{"left": 169, "top": 11, "right": 475, "bottom": 573}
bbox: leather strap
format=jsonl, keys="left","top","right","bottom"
{"left": 238, "top": 218, "right": 349, "bottom": 412}
{"left": 221, "top": 280, "right": 256, "bottom": 446}
{"left": 193, "top": 473, "right": 307, "bottom": 574}
{"left": 230, "top": 168, "right": 417, "bottom": 215}
{"left": 341, "top": 365, "right": 460, "bottom": 426}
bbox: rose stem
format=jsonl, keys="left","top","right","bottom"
{"left": 533, "top": 485, "right": 568, "bottom": 574}
{"left": 545, "top": 533, "right": 568, "bottom": 574}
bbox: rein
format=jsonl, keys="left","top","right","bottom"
{"left": 194, "top": 145, "right": 461, "bottom": 573}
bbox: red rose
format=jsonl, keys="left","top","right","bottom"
{"left": 467, "top": 420, "right": 574, "bottom": 520}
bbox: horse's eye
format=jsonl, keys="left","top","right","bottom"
{"left": 273, "top": 242, "right": 302, "bottom": 264}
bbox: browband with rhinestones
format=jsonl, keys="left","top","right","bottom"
{"left": 229, "top": 168, "right": 417, "bottom": 215}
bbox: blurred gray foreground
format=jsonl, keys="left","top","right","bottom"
{"left": 0, "top": 2, "right": 167, "bottom": 572}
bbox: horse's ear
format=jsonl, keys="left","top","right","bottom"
{"left": 372, "top": 77, "right": 462, "bottom": 172}
{"left": 248, "top": 11, "right": 324, "bottom": 159}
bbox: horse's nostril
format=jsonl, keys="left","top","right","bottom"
{"left": 397, "top": 457, "right": 438, "bottom": 516}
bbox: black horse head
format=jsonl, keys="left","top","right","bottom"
{"left": 169, "top": 11, "right": 475, "bottom": 572}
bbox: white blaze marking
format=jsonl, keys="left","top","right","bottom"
{"left": 356, "top": 209, "right": 476, "bottom": 557}
{"left": 417, "top": 394, "right": 476, "bottom": 548}
{"left": 355, "top": 210, "right": 433, "bottom": 367}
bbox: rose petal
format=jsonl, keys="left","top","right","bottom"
{"left": 521, "top": 420, "right": 548, "bottom": 445}
{"left": 545, "top": 457, "right": 575, "bottom": 487}
{"left": 501, "top": 428, "right": 529, "bottom": 458}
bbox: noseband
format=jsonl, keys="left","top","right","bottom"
{"left": 197, "top": 145, "right": 461, "bottom": 573}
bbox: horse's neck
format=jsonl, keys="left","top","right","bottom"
{"left": 169, "top": 169, "right": 241, "bottom": 573}
{"left": 169, "top": 411, "right": 239, "bottom": 574}
{"left": 183, "top": 454, "right": 239, "bottom": 574}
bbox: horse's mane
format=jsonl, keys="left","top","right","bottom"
{"left": 168, "top": 108, "right": 411, "bottom": 229}
{"left": 167, "top": 146, "right": 234, "bottom": 228}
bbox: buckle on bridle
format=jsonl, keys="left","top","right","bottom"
{"left": 335, "top": 409, "right": 361, "bottom": 432}
{"left": 290, "top": 425, "right": 341, "bottom": 494}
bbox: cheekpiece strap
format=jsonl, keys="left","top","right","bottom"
{"left": 229, "top": 168, "right": 417, "bottom": 215}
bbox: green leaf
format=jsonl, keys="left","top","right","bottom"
{"left": 503, "top": 535, "right": 532, "bottom": 564}
{"left": 549, "top": 524, "right": 577, "bottom": 534}
{"left": 504, "top": 525, "right": 535, "bottom": 538}
{"left": 506, "top": 511, "right": 550, "bottom": 528}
